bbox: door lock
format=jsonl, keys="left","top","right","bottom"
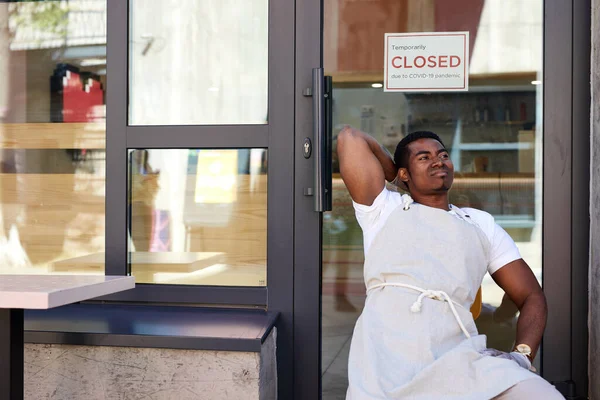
{"left": 303, "top": 137, "right": 312, "bottom": 159}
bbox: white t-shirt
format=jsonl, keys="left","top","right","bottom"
{"left": 353, "top": 188, "right": 521, "bottom": 275}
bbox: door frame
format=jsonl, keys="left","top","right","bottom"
{"left": 543, "top": 0, "right": 590, "bottom": 396}
{"left": 105, "top": 1, "right": 297, "bottom": 399}
{"left": 294, "top": 0, "right": 324, "bottom": 398}
{"left": 293, "top": 0, "right": 591, "bottom": 398}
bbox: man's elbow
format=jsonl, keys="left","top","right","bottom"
{"left": 525, "top": 289, "right": 547, "bottom": 315}
{"left": 336, "top": 126, "right": 356, "bottom": 154}
{"left": 337, "top": 126, "right": 353, "bottom": 143}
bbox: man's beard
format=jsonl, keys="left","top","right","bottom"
{"left": 432, "top": 181, "right": 452, "bottom": 192}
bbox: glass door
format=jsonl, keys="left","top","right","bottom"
{"left": 295, "top": 1, "right": 589, "bottom": 399}
{"left": 312, "top": 1, "right": 580, "bottom": 399}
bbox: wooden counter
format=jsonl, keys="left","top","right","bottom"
{"left": 50, "top": 252, "right": 225, "bottom": 273}
{"left": 0, "top": 123, "right": 105, "bottom": 149}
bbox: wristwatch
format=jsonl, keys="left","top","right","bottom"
{"left": 514, "top": 343, "right": 533, "bottom": 361}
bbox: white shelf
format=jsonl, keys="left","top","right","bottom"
{"left": 495, "top": 219, "right": 537, "bottom": 229}
{"left": 457, "top": 142, "right": 534, "bottom": 151}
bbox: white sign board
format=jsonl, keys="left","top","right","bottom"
{"left": 384, "top": 32, "right": 469, "bottom": 92}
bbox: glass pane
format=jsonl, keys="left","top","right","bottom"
{"left": 128, "top": 0, "right": 269, "bottom": 126}
{"left": 322, "top": 1, "right": 543, "bottom": 397}
{"left": 0, "top": 0, "right": 106, "bottom": 275}
{"left": 128, "top": 149, "right": 267, "bottom": 286}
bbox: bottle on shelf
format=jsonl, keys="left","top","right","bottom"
{"left": 495, "top": 105, "right": 504, "bottom": 122}
{"left": 481, "top": 98, "right": 491, "bottom": 123}
{"left": 504, "top": 105, "right": 511, "bottom": 122}
{"left": 519, "top": 102, "right": 527, "bottom": 121}
{"left": 473, "top": 99, "right": 481, "bottom": 123}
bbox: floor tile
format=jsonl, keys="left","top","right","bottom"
{"left": 322, "top": 335, "right": 352, "bottom": 374}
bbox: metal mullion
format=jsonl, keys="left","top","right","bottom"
{"left": 94, "top": 285, "right": 267, "bottom": 306}
{"left": 105, "top": 0, "right": 129, "bottom": 276}
{"left": 570, "top": 0, "right": 591, "bottom": 396}
{"left": 293, "top": 0, "right": 322, "bottom": 398}
{"left": 126, "top": 125, "right": 269, "bottom": 149}
{"left": 542, "top": 0, "right": 573, "bottom": 383}
{"left": 265, "top": 0, "right": 295, "bottom": 398}
{"left": 0, "top": 309, "right": 24, "bottom": 400}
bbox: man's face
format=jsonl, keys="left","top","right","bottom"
{"left": 400, "top": 138, "right": 454, "bottom": 194}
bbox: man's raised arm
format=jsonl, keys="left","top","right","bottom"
{"left": 337, "top": 126, "right": 398, "bottom": 206}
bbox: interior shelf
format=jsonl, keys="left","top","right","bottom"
{"left": 457, "top": 142, "right": 534, "bottom": 151}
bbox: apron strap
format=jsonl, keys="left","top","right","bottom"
{"left": 367, "top": 282, "right": 472, "bottom": 338}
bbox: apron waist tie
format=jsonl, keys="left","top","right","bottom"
{"left": 367, "top": 282, "right": 472, "bottom": 339}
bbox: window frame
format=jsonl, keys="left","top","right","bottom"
{"left": 102, "top": 0, "right": 295, "bottom": 311}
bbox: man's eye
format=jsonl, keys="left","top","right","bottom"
{"left": 419, "top": 156, "right": 428, "bottom": 161}
{"left": 441, "top": 153, "right": 449, "bottom": 159}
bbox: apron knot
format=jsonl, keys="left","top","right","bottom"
{"left": 367, "top": 282, "right": 472, "bottom": 339}
{"left": 410, "top": 290, "right": 445, "bottom": 313}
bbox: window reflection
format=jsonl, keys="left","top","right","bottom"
{"left": 128, "top": 0, "right": 269, "bottom": 126}
{"left": 0, "top": 0, "right": 106, "bottom": 275}
{"left": 128, "top": 149, "right": 267, "bottom": 286}
{"left": 322, "top": 0, "right": 543, "bottom": 396}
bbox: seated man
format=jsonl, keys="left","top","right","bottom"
{"left": 337, "top": 127, "right": 563, "bottom": 399}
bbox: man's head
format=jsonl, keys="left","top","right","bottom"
{"left": 393, "top": 131, "right": 454, "bottom": 194}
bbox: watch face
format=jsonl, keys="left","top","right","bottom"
{"left": 516, "top": 344, "right": 532, "bottom": 354}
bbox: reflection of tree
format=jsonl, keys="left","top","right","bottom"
{"left": 8, "top": 1, "right": 69, "bottom": 41}
{"left": 0, "top": 4, "right": 10, "bottom": 120}
{"left": 129, "top": 150, "right": 159, "bottom": 252}
{"left": 0, "top": 2, "right": 80, "bottom": 271}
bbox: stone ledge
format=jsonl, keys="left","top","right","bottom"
{"left": 24, "top": 303, "right": 278, "bottom": 352}
{"left": 24, "top": 328, "right": 277, "bottom": 400}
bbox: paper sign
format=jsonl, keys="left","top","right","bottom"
{"left": 384, "top": 32, "right": 469, "bottom": 92}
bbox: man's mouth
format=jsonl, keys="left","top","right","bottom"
{"left": 431, "top": 170, "right": 449, "bottom": 177}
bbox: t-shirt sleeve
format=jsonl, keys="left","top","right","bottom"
{"left": 352, "top": 187, "right": 389, "bottom": 233}
{"left": 487, "top": 221, "right": 522, "bottom": 275}
{"left": 464, "top": 208, "right": 522, "bottom": 274}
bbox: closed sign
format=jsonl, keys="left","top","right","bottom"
{"left": 384, "top": 32, "right": 469, "bottom": 92}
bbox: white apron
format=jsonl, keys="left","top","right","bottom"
{"left": 346, "top": 200, "right": 536, "bottom": 399}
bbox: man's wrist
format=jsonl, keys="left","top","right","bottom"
{"left": 513, "top": 343, "right": 534, "bottom": 361}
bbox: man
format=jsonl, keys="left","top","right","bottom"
{"left": 337, "top": 127, "right": 563, "bottom": 399}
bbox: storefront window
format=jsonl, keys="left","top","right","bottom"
{"left": 0, "top": 0, "right": 106, "bottom": 275}
{"left": 322, "top": 0, "right": 543, "bottom": 396}
{"left": 126, "top": 149, "right": 267, "bottom": 286}
{"left": 128, "top": 0, "right": 269, "bottom": 126}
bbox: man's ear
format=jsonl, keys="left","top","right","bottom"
{"left": 398, "top": 168, "right": 410, "bottom": 189}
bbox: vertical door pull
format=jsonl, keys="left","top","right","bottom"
{"left": 311, "top": 68, "right": 333, "bottom": 212}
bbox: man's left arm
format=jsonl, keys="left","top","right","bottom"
{"left": 491, "top": 258, "right": 547, "bottom": 360}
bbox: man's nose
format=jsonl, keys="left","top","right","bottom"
{"left": 432, "top": 155, "right": 445, "bottom": 166}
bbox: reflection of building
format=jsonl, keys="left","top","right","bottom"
{"left": 0, "top": 1, "right": 107, "bottom": 271}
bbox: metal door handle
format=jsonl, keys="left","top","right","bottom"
{"left": 311, "top": 68, "right": 333, "bottom": 212}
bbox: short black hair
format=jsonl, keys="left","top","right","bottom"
{"left": 393, "top": 131, "right": 445, "bottom": 169}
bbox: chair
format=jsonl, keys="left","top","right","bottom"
{"left": 470, "top": 287, "right": 483, "bottom": 320}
